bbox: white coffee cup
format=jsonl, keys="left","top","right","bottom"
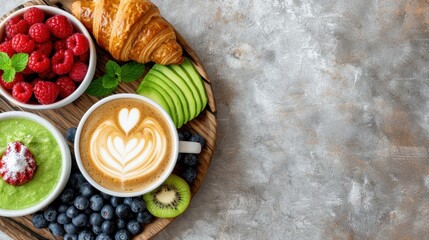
{"left": 74, "top": 93, "right": 201, "bottom": 197}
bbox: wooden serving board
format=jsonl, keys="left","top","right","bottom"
{"left": 0, "top": 0, "right": 217, "bottom": 239}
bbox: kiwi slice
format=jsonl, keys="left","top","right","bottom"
{"left": 143, "top": 174, "right": 191, "bottom": 218}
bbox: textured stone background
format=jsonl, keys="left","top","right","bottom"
{"left": 2, "top": 0, "right": 429, "bottom": 239}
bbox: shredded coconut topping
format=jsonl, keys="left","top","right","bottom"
{"left": 3, "top": 143, "right": 28, "bottom": 173}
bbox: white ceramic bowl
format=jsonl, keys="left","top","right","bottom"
{"left": 0, "top": 6, "right": 96, "bottom": 110}
{"left": 0, "top": 111, "right": 71, "bottom": 217}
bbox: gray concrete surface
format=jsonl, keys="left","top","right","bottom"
{"left": 2, "top": 0, "right": 429, "bottom": 239}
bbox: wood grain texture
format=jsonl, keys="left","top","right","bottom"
{"left": 0, "top": 1, "right": 217, "bottom": 239}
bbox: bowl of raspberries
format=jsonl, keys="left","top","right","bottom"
{"left": 0, "top": 6, "right": 96, "bottom": 109}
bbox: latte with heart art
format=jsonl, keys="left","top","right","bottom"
{"left": 79, "top": 99, "right": 174, "bottom": 192}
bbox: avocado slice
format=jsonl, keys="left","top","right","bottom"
{"left": 136, "top": 82, "right": 172, "bottom": 123}
{"left": 146, "top": 71, "right": 190, "bottom": 127}
{"left": 141, "top": 78, "right": 179, "bottom": 126}
{"left": 179, "top": 58, "right": 208, "bottom": 112}
{"left": 143, "top": 74, "right": 185, "bottom": 128}
{"left": 149, "top": 69, "right": 195, "bottom": 123}
{"left": 151, "top": 64, "right": 200, "bottom": 119}
{"left": 167, "top": 64, "right": 203, "bottom": 114}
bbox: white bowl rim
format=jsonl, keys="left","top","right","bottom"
{"left": 74, "top": 93, "right": 180, "bottom": 197}
{"left": 0, "top": 111, "right": 71, "bottom": 217}
{"left": 0, "top": 5, "right": 96, "bottom": 110}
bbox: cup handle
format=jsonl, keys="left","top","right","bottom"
{"left": 179, "top": 141, "right": 201, "bottom": 154}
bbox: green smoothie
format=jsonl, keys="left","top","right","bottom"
{"left": 0, "top": 118, "right": 62, "bottom": 210}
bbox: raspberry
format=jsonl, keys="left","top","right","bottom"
{"left": 12, "top": 82, "right": 33, "bottom": 103}
{"left": 38, "top": 68, "right": 56, "bottom": 80}
{"left": 28, "top": 23, "right": 50, "bottom": 43}
{"left": 0, "top": 41, "right": 15, "bottom": 57}
{"left": 11, "top": 34, "right": 35, "bottom": 54}
{"left": 5, "top": 16, "right": 29, "bottom": 39}
{"left": 51, "top": 49, "right": 74, "bottom": 75}
{"left": 0, "top": 141, "right": 37, "bottom": 186}
{"left": 30, "top": 78, "right": 43, "bottom": 87}
{"left": 69, "top": 62, "right": 88, "bottom": 82}
{"left": 33, "top": 81, "right": 59, "bottom": 104}
{"left": 23, "top": 7, "right": 45, "bottom": 25}
{"left": 46, "top": 15, "right": 73, "bottom": 39}
{"left": 6, "top": 16, "right": 21, "bottom": 27}
{"left": 0, "top": 72, "right": 24, "bottom": 91}
{"left": 56, "top": 76, "right": 76, "bottom": 98}
{"left": 76, "top": 51, "right": 89, "bottom": 63}
{"left": 28, "top": 51, "right": 51, "bottom": 73}
{"left": 54, "top": 40, "right": 67, "bottom": 51}
{"left": 35, "top": 41, "right": 52, "bottom": 56}
{"left": 21, "top": 65, "right": 34, "bottom": 75}
{"left": 66, "top": 33, "right": 89, "bottom": 56}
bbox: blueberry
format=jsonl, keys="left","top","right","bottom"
{"left": 78, "top": 230, "right": 95, "bottom": 240}
{"left": 74, "top": 196, "right": 89, "bottom": 210}
{"left": 96, "top": 233, "right": 112, "bottom": 240}
{"left": 114, "top": 229, "right": 131, "bottom": 240}
{"left": 100, "top": 192, "right": 111, "bottom": 201}
{"left": 64, "top": 223, "right": 78, "bottom": 234}
{"left": 100, "top": 205, "right": 114, "bottom": 220}
{"left": 115, "top": 204, "right": 131, "bottom": 219}
{"left": 66, "top": 127, "right": 77, "bottom": 143}
{"left": 89, "top": 195, "right": 104, "bottom": 211}
{"left": 58, "top": 204, "right": 69, "bottom": 213}
{"left": 48, "top": 222, "right": 65, "bottom": 237}
{"left": 181, "top": 167, "right": 197, "bottom": 184}
{"left": 60, "top": 188, "right": 75, "bottom": 203}
{"left": 130, "top": 198, "right": 145, "bottom": 213}
{"left": 101, "top": 220, "right": 116, "bottom": 234}
{"left": 64, "top": 233, "right": 78, "bottom": 240}
{"left": 110, "top": 196, "right": 122, "bottom": 207}
{"left": 92, "top": 225, "right": 102, "bottom": 235}
{"left": 66, "top": 206, "right": 79, "bottom": 218}
{"left": 136, "top": 211, "right": 153, "bottom": 224}
{"left": 80, "top": 182, "right": 96, "bottom": 197}
{"left": 57, "top": 213, "right": 71, "bottom": 225}
{"left": 32, "top": 213, "right": 49, "bottom": 228}
{"left": 116, "top": 218, "right": 127, "bottom": 229}
{"left": 85, "top": 208, "right": 93, "bottom": 215}
{"left": 181, "top": 129, "right": 192, "bottom": 140}
{"left": 44, "top": 207, "right": 58, "bottom": 222}
{"left": 177, "top": 153, "right": 183, "bottom": 163}
{"left": 190, "top": 133, "right": 205, "bottom": 147}
{"left": 90, "top": 212, "right": 104, "bottom": 226}
{"left": 69, "top": 173, "right": 87, "bottom": 190}
{"left": 178, "top": 132, "right": 184, "bottom": 141}
{"left": 123, "top": 197, "right": 133, "bottom": 206}
{"left": 183, "top": 154, "right": 199, "bottom": 167}
{"left": 72, "top": 213, "right": 88, "bottom": 227}
{"left": 126, "top": 220, "right": 142, "bottom": 236}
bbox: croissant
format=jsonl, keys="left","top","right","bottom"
{"left": 71, "top": 0, "right": 184, "bottom": 65}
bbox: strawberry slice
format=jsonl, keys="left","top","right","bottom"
{"left": 0, "top": 142, "right": 37, "bottom": 186}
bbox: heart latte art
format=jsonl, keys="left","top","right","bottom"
{"left": 79, "top": 98, "right": 174, "bottom": 193}
{"left": 90, "top": 108, "right": 168, "bottom": 181}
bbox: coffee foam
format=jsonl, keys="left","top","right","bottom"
{"left": 89, "top": 113, "right": 168, "bottom": 181}
{"left": 79, "top": 99, "right": 173, "bottom": 192}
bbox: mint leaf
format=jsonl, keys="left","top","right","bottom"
{"left": 105, "top": 60, "right": 121, "bottom": 78}
{"left": 102, "top": 75, "right": 119, "bottom": 89}
{"left": 0, "top": 52, "right": 12, "bottom": 71}
{"left": 2, "top": 68, "right": 15, "bottom": 83}
{"left": 11, "top": 53, "right": 29, "bottom": 72}
{"left": 86, "top": 77, "right": 116, "bottom": 97}
{"left": 120, "top": 62, "right": 145, "bottom": 83}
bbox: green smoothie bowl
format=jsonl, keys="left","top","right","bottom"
{"left": 0, "top": 111, "right": 71, "bottom": 217}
